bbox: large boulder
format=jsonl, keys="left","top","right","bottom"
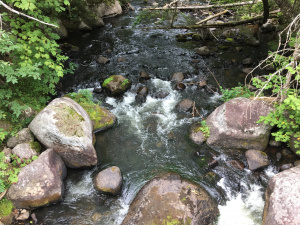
{"left": 122, "top": 173, "right": 219, "bottom": 225}
{"left": 263, "top": 166, "right": 300, "bottom": 225}
{"left": 102, "top": 75, "right": 131, "bottom": 96}
{"left": 93, "top": 0, "right": 122, "bottom": 18}
{"left": 7, "top": 128, "right": 34, "bottom": 149}
{"left": 93, "top": 166, "right": 122, "bottom": 195}
{"left": 206, "top": 98, "right": 274, "bottom": 150}
{"left": 6, "top": 149, "right": 67, "bottom": 209}
{"left": 29, "top": 97, "right": 97, "bottom": 168}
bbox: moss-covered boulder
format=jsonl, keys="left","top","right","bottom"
{"left": 102, "top": 75, "right": 131, "bottom": 96}
{"left": 79, "top": 102, "right": 117, "bottom": 133}
{"left": 29, "top": 97, "right": 97, "bottom": 168}
{"left": 6, "top": 149, "right": 67, "bottom": 209}
{"left": 122, "top": 173, "right": 219, "bottom": 225}
{"left": 206, "top": 97, "right": 274, "bottom": 151}
{"left": 189, "top": 123, "right": 206, "bottom": 145}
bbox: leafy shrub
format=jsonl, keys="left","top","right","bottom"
{"left": 220, "top": 85, "right": 254, "bottom": 102}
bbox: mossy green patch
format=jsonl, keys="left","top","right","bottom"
{"left": 102, "top": 76, "right": 116, "bottom": 87}
{"left": 53, "top": 104, "right": 85, "bottom": 137}
{"left": 29, "top": 141, "right": 41, "bottom": 153}
{"left": 0, "top": 198, "right": 14, "bottom": 217}
{"left": 121, "top": 79, "right": 130, "bottom": 88}
{"left": 226, "top": 37, "right": 234, "bottom": 42}
{"left": 162, "top": 215, "right": 191, "bottom": 225}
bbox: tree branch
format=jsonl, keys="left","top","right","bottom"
{"left": 0, "top": 0, "right": 58, "bottom": 28}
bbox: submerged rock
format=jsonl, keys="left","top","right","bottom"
{"left": 139, "top": 70, "right": 151, "bottom": 80}
{"left": 29, "top": 97, "right": 97, "bottom": 168}
{"left": 245, "top": 150, "right": 270, "bottom": 171}
{"left": 195, "top": 46, "right": 210, "bottom": 56}
{"left": 153, "top": 91, "right": 169, "bottom": 99}
{"left": 102, "top": 75, "right": 131, "bottom": 96}
{"left": 97, "top": 56, "right": 110, "bottom": 64}
{"left": 94, "top": 166, "right": 122, "bottom": 195}
{"left": 263, "top": 166, "right": 300, "bottom": 225}
{"left": 122, "top": 173, "right": 219, "bottom": 225}
{"left": 171, "top": 72, "right": 184, "bottom": 82}
{"left": 206, "top": 97, "right": 274, "bottom": 151}
{"left": 136, "top": 86, "right": 149, "bottom": 103}
{"left": 7, "top": 149, "right": 67, "bottom": 209}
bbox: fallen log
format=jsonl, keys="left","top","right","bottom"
{"left": 196, "top": 10, "right": 228, "bottom": 25}
{"left": 146, "top": 0, "right": 262, "bottom": 10}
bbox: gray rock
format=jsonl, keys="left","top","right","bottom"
{"left": 206, "top": 98, "right": 274, "bottom": 150}
{"left": 136, "top": 86, "right": 149, "bottom": 103}
{"left": 122, "top": 173, "right": 219, "bottom": 225}
{"left": 12, "top": 142, "right": 39, "bottom": 159}
{"left": 16, "top": 209, "right": 30, "bottom": 221}
{"left": 102, "top": 75, "right": 131, "bottom": 96}
{"left": 7, "top": 128, "right": 34, "bottom": 149}
{"left": 263, "top": 166, "right": 300, "bottom": 225}
{"left": 7, "top": 149, "right": 67, "bottom": 209}
{"left": 78, "top": 20, "right": 92, "bottom": 31}
{"left": 269, "top": 140, "right": 281, "bottom": 148}
{"left": 153, "top": 91, "right": 169, "bottom": 99}
{"left": 94, "top": 166, "right": 122, "bottom": 195}
{"left": 261, "top": 23, "right": 276, "bottom": 33}
{"left": 171, "top": 72, "right": 184, "bottom": 82}
{"left": 29, "top": 97, "right": 97, "bottom": 168}
{"left": 245, "top": 150, "right": 270, "bottom": 170}
{"left": 2, "top": 147, "right": 12, "bottom": 163}
{"left": 280, "top": 163, "right": 293, "bottom": 171}
{"left": 176, "top": 99, "right": 194, "bottom": 112}
{"left": 97, "top": 56, "right": 110, "bottom": 64}
{"left": 242, "top": 58, "right": 253, "bottom": 65}
{"left": 55, "top": 20, "right": 68, "bottom": 39}
{"left": 276, "top": 152, "right": 282, "bottom": 162}
{"left": 189, "top": 123, "right": 206, "bottom": 145}
{"left": 195, "top": 46, "right": 210, "bottom": 56}
{"left": 242, "top": 67, "right": 254, "bottom": 74}
{"left": 93, "top": 86, "right": 102, "bottom": 93}
{"left": 93, "top": 1, "right": 122, "bottom": 18}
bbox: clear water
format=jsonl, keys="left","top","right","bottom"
{"left": 33, "top": 1, "right": 278, "bottom": 224}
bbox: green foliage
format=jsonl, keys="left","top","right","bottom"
{"left": 102, "top": 76, "right": 115, "bottom": 87}
{"left": 220, "top": 84, "right": 254, "bottom": 102}
{"left": 0, "top": 129, "right": 8, "bottom": 145}
{"left": 66, "top": 89, "right": 95, "bottom": 104}
{"left": 258, "top": 95, "right": 300, "bottom": 150}
{"left": 0, "top": 152, "right": 38, "bottom": 193}
{"left": 0, "top": 197, "right": 14, "bottom": 217}
{"left": 196, "top": 120, "right": 210, "bottom": 138}
{"left": 0, "top": 0, "right": 73, "bottom": 128}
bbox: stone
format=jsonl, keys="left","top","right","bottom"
{"left": 102, "top": 75, "right": 131, "bottom": 96}
{"left": 280, "top": 163, "right": 293, "bottom": 171}
{"left": 261, "top": 22, "right": 276, "bottom": 33}
{"left": 174, "top": 83, "right": 186, "bottom": 90}
{"left": 276, "top": 152, "right": 282, "bottom": 162}
{"left": 6, "top": 149, "right": 67, "bottom": 209}
{"left": 12, "top": 142, "right": 39, "bottom": 159}
{"left": 97, "top": 56, "right": 110, "bottom": 64}
{"left": 282, "top": 148, "right": 294, "bottom": 157}
{"left": 171, "top": 72, "right": 184, "bottom": 82}
{"left": 228, "top": 160, "right": 245, "bottom": 170}
{"left": 16, "top": 209, "right": 30, "bottom": 221}
{"left": 242, "top": 58, "right": 253, "bottom": 65}
{"left": 294, "top": 160, "right": 300, "bottom": 167}
{"left": 122, "top": 173, "right": 219, "bottom": 225}
{"left": 189, "top": 123, "right": 206, "bottom": 145}
{"left": 198, "top": 80, "right": 207, "bottom": 88}
{"left": 175, "top": 99, "right": 194, "bottom": 112}
{"left": 29, "top": 97, "right": 97, "bottom": 168}
{"left": 263, "top": 166, "right": 300, "bottom": 225}
{"left": 269, "top": 140, "right": 281, "bottom": 148}
{"left": 94, "top": 166, "right": 122, "bottom": 195}
{"left": 245, "top": 150, "right": 270, "bottom": 171}
{"left": 55, "top": 20, "right": 68, "bottom": 39}
{"left": 195, "top": 46, "right": 210, "bottom": 56}
{"left": 153, "top": 91, "right": 169, "bottom": 99}
{"left": 2, "top": 147, "right": 11, "bottom": 163}
{"left": 117, "top": 57, "right": 127, "bottom": 62}
{"left": 206, "top": 97, "right": 274, "bottom": 150}
{"left": 7, "top": 128, "right": 34, "bottom": 149}
{"left": 78, "top": 20, "right": 92, "bottom": 31}
{"left": 93, "top": 1, "right": 122, "bottom": 18}
{"left": 93, "top": 86, "right": 102, "bottom": 93}
{"left": 135, "top": 86, "right": 148, "bottom": 103}
{"left": 242, "top": 67, "right": 254, "bottom": 74}
{"left": 139, "top": 70, "right": 151, "bottom": 80}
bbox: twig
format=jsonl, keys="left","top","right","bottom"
{"left": 0, "top": 0, "right": 58, "bottom": 28}
{"left": 196, "top": 10, "right": 228, "bottom": 25}
{"left": 203, "top": 62, "right": 221, "bottom": 88}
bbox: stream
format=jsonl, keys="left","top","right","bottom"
{"left": 34, "top": 1, "right": 279, "bottom": 224}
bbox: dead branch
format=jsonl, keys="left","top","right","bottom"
{"left": 0, "top": 0, "right": 58, "bottom": 28}
{"left": 196, "top": 10, "right": 228, "bottom": 25}
{"left": 146, "top": 0, "right": 262, "bottom": 10}
{"left": 203, "top": 63, "right": 221, "bottom": 89}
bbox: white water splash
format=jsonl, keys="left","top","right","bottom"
{"left": 217, "top": 178, "right": 265, "bottom": 225}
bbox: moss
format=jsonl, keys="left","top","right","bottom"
{"left": 29, "top": 141, "right": 41, "bottom": 153}
{"left": 121, "top": 79, "right": 130, "bottom": 88}
{"left": 53, "top": 104, "right": 85, "bottom": 137}
{"left": 102, "top": 76, "right": 116, "bottom": 87}
{"left": 162, "top": 215, "right": 191, "bottom": 225}
{"left": 226, "top": 37, "right": 234, "bottom": 42}
{"left": 0, "top": 198, "right": 14, "bottom": 217}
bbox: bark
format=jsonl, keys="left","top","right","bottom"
{"left": 274, "top": 0, "right": 297, "bottom": 22}
{"left": 262, "top": 0, "right": 269, "bottom": 23}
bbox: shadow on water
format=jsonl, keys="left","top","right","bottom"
{"left": 33, "top": 1, "right": 279, "bottom": 224}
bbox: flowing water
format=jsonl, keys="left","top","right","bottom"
{"left": 34, "top": 1, "right": 279, "bottom": 224}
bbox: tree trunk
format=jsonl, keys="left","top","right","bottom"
{"left": 274, "top": 0, "right": 297, "bottom": 22}
{"left": 262, "top": 0, "right": 269, "bottom": 23}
